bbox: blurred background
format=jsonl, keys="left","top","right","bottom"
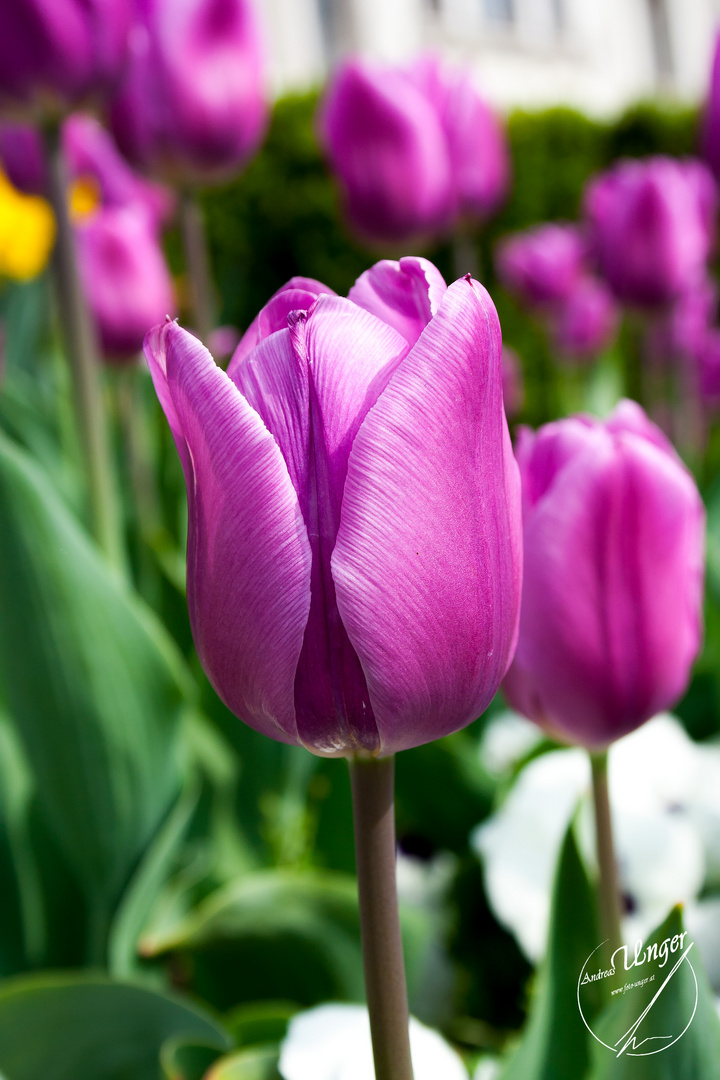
{"left": 2, "top": 1, "right": 720, "bottom": 1078}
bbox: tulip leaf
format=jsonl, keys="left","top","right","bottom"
{"left": 223, "top": 1001, "right": 299, "bottom": 1049}
{"left": 140, "top": 869, "right": 366, "bottom": 1010}
{"left": 499, "top": 822, "right": 599, "bottom": 1080}
{"left": 589, "top": 907, "right": 720, "bottom": 1080}
{"left": 160, "top": 1037, "right": 225, "bottom": 1080}
{"left": 0, "top": 974, "right": 230, "bottom": 1080}
{"left": 0, "top": 432, "right": 191, "bottom": 936}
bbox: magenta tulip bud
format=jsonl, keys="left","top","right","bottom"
{"left": 702, "top": 32, "right": 720, "bottom": 183}
{"left": 146, "top": 261, "right": 522, "bottom": 756}
{"left": 64, "top": 113, "right": 175, "bottom": 227}
{"left": 409, "top": 55, "right": 509, "bottom": 221}
{"left": 503, "top": 400, "right": 704, "bottom": 750}
{"left": 584, "top": 157, "right": 717, "bottom": 309}
{"left": 0, "top": 120, "right": 47, "bottom": 195}
{"left": 0, "top": 0, "right": 130, "bottom": 116}
{"left": 319, "top": 59, "right": 453, "bottom": 246}
{"left": 109, "top": 0, "right": 268, "bottom": 186}
{"left": 550, "top": 276, "right": 619, "bottom": 362}
{"left": 496, "top": 224, "right": 587, "bottom": 309}
{"left": 77, "top": 205, "right": 176, "bottom": 362}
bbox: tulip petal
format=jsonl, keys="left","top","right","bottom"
{"left": 144, "top": 321, "right": 311, "bottom": 744}
{"left": 348, "top": 257, "right": 447, "bottom": 345}
{"left": 227, "top": 277, "right": 335, "bottom": 375}
{"left": 504, "top": 429, "right": 704, "bottom": 747}
{"left": 332, "top": 277, "right": 521, "bottom": 754}
{"left": 234, "top": 296, "right": 408, "bottom": 754}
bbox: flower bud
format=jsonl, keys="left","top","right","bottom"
{"left": 503, "top": 400, "right": 704, "bottom": 749}
{"left": 110, "top": 0, "right": 268, "bottom": 185}
{"left": 77, "top": 205, "right": 176, "bottom": 362}
{"left": 0, "top": 0, "right": 130, "bottom": 116}
{"left": 584, "top": 157, "right": 717, "bottom": 309}
{"left": 496, "top": 223, "right": 586, "bottom": 309}
{"left": 147, "top": 259, "right": 522, "bottom": 756}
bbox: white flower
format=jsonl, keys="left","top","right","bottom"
{"left": 473, "top": 714, "right": 712, "bottom": 964}
{"left": 479, "top": 709, "right": 543, "bottom": 776}
{"left": 278, "top": 1003, "right": 468, "bottom": 1080}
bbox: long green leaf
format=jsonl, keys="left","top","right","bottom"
{"left": 0, "top": 432, "right": 191, "bottom": 927}
{"left": 0, "top": 974, "right": 229, "bottom": 1080}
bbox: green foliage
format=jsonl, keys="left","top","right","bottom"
{"left": 0, "top": 974, "right": 229, "bottom": 1080}
{"left": 499, "top": 824, "right": 599, "bottom": 1080}
{"left": 590, "top": 907, "right": 720, "bottom": 1080}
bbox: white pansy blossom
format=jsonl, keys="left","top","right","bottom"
{"left": 473, "top": 714, "right": 712, "bottom": 966}
{"left": 279, "top": 1003, "right": 468, "bottom": 1080}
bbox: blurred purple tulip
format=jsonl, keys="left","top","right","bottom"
{"left": 584, "top": 157, "right": 717, "bottom": 309}
{"left": 496, "top": 223, "right": 586, "bottom": 308}
{"left": 699, "top": 328, "right": 720, "bottom": 403}
{"left": 64, "top": 113, "right": 175, "bottom": 227}
{"left": 110, "top": 0, "right": 268, "bottom": 185}
{"left": 77, "top": 205, "right": 176, "bottom": 361}
{"left": 551, "top": 276, "right": 619, "bottom": 362}
{"left": 319, "top": 60, "right": 453, "bottom": 246}
{"left": 319, "top": 56, "right": 508, "bottom": 245}
{"left": 0, "top": 0, "right": 130, "bottom": 116}
{"left": 503, "top": 400, "right": 704, "bottom": 750}
{"left": 0, "top": 120, "right": 47, "bottom": 195}
{"left": 702, "top": 31, "right": 720, "bottom": 183}
{"left": 147, "top": 260, "right": 522, "bottom": 756}
{"left": 409, "top": 55, "right": 509, "bottom": 222}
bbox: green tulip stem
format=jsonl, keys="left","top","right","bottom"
{"left": 452, "top": 225, "right": 480, "bottom": 281}
{"left": 45, "top": 127, "right": 124, "bottom": 572}
{"left": 590, "top": 749, "right": 623, "bottom": 952}
{"left": 349, "top": 755, "right": 414, "bottom": 1080}
{"left": 180, "top": 192, "right": 216, "bottom": 343}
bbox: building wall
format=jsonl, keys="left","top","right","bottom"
{"left": 256, "top": 0, "right": 720, "bottom": 116}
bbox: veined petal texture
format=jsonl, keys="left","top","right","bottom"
{"left": 348, "top": 257, "right": 447, "bottom": 346}
{"left": 144, "top": 321, "right": 311, "bottom": 744}
{"left": 332, "top": 277, "right": 522, "bottom": 754}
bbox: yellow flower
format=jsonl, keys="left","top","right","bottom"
{"left": 0, "top": 168, "right": 55, "bottom": 281}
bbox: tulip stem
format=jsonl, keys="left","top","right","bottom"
{"left": 45, "top": 127, "right": 124, "bottom": 572}
{"left": 180, "top": 192, "right": 215, "bottom": 342}
{"left": 349, "top": 755, "right": 414, "bottom": 1080}
{"left": 590, "top": 750, "right": 623, "bottom": 952}
{"left": 452, "top": 227, "right": 480, "bottom": 281}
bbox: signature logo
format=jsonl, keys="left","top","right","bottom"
{"left": 577, "top": 931, "right": 697, "bottom": 1057}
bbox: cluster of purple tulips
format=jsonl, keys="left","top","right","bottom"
{"left": 2, "top": 1, "right": 720, "bottom": 1078}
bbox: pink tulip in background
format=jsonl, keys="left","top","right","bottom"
{"left": 146, "top": 258, "right": 522, "bottom": 756}
{"left": 110, "top": 0, "right": 268, "bottom": 185}
{"left": 496, "top": 223, "right": 586, "bottom": 308}
{"left": 0, "top": 0, "right": 130, "bottom": 115}
{"left": 584, "top": 157, "right": 717, "bottom": 309}
{"left": 550, "top": 275, "right": 619, "bottom": 362}
{"left": 77, "top": 205, "right": 176, "bottom": 361}
{"left": 319, "top": 56, "right": 508, "bottom": 245}
{"left": 504, "top": 400, "right": 705, "bottom": 750}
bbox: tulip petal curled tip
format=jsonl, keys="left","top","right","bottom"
{"left": 228, "top": 278, "right": 336, "bottom": 375}
{"left": 348, "top": 257, "right": 447, "bottom": 346}
{"left": 143, "top": 320, "right": 312, "bottom": 744}
{"left": 332, "top": 277, "right": 522, "bottom": 755}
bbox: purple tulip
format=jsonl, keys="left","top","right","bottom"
{"left": 319, "top": 60, "right": 453, "bottom": 245}
{"left": 503, "top": 400, "right": 704, "bottom": 750}
{"left": 0, "top": 0, "right": 130, "bottom": 115}
{"left": 702, "top": 31, "right": 720, "bottom": 183}
{"left": 64, "top": 113, "right": 175, "bottom": 228}
{"left": 77, "top": 205, "right": 176, "bottom": 361}
{"left": 320, "top": 56, "right": 509, "bottom": 245}
{"left": 584, "top": 157, "right": 717, "bottom": 309}
{"left": 496, "top": 224, "right": 587, "bottom": 309}
{"left": 550, "top": 276, "right": 619, "bottom": 362}
{"left": 699, "top": 328, "right": 720, "bottom": 403}
{"left": 146, "top": 260, "right": 522, "bottom": 756}
{"left": 110, "top": 0, "right": 268, "bottom": 185}
{"left": 409, "top": 55, "right": 509, "bottom": 222}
